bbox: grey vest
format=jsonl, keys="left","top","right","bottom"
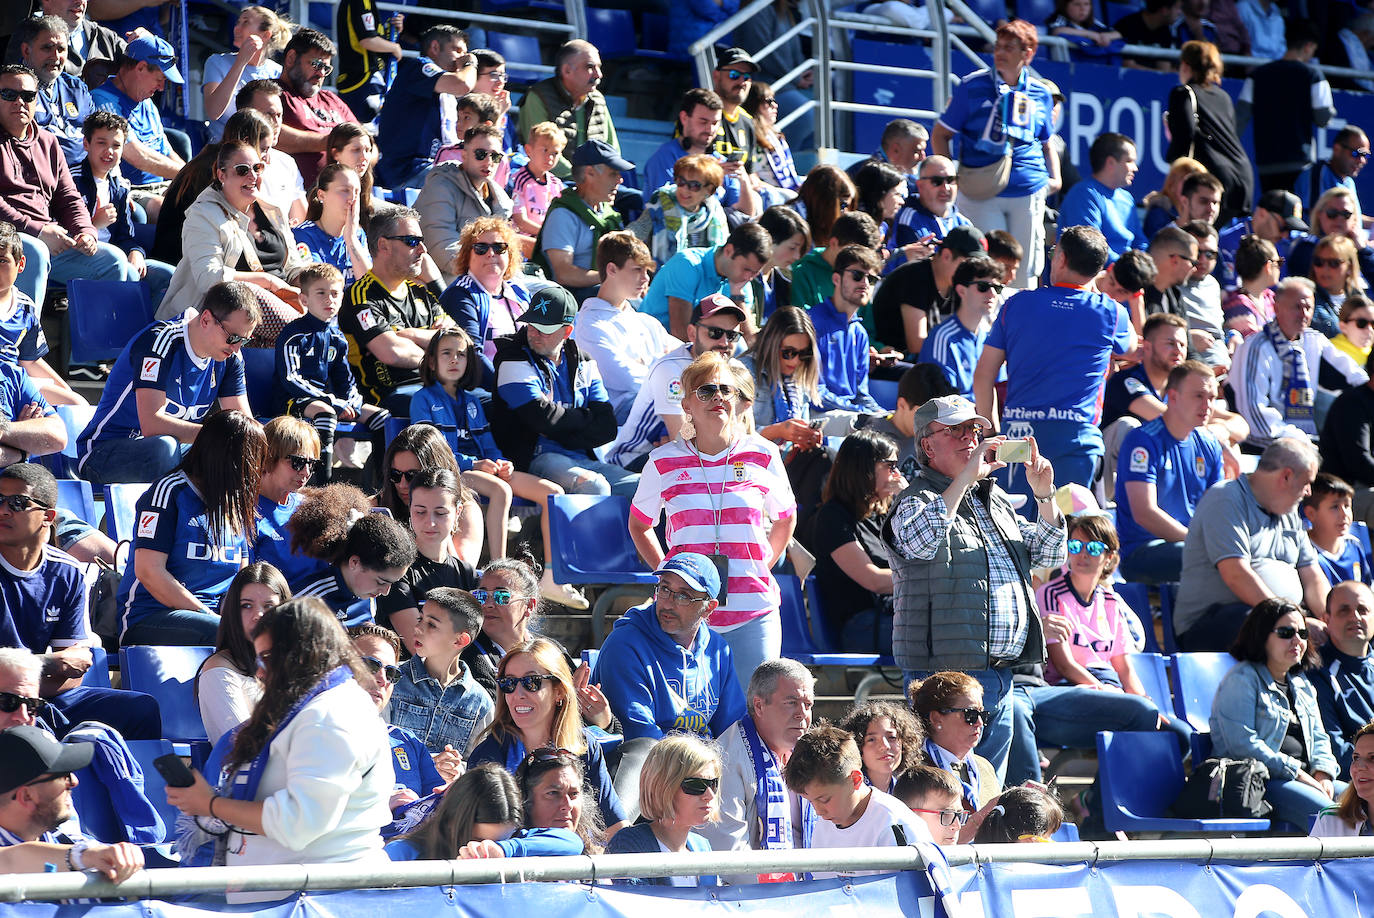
{"left": 528, "top": 78, "right": 611, "bottom": 150}
{"left": 881, "top": 466, "right": 1047, "bottom": 673}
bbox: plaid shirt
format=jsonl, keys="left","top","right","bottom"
{"left": 891, "top": 490, "right": 1066, "bottom": 661}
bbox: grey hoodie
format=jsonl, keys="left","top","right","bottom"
{"left": 414, "top": 161, "right": 513, "bottom": 285}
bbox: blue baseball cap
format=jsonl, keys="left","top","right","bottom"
{"left": 654, "top": 553, "right": 721, "bottom": 599}
{"left": 125, "top": 35, "right": 184, "bottom": 84}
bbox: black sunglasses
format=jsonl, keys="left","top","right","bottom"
{"left": 845, "top": 269, "right": 880, "bottom": 286}
{"left": 922, "top": 175, "right": 958, "bottom": 187}
{"left": 211, "top": 313, "right": 251, "bottom": 346}
{"left": 0, "top": 691, "right": 47, "bottom": 715}
{"left": 676, "top": 179, "right": 705, "bottom": 191}
{"left": 525, "top": 745, "right": 576, "bottom": 765}
{"left": 0, "top": 88, "right": 38, "bottom": 104}
{"left": 469, "top": 148, "right": 506, "bottom": 162}
{"left": 779, "top": 346, "right": 814, "bottom": 361}
{"left": 1350, "top": 318, "right": 1373, "bottom": 329}
{"left": 0, "top": 493, "right": 52, "bottom": 513}
{"left": 970, "top": 280, "right": 1004, "bottom": 293}
{"left": 1273, "top": 626, "right": 1310, "bottom": 640}
{"left": 1327, "top": 209, "right": 1357, "bottom": 220}
{"left": 695, "top": 383, "right": 736, "bottom": 401}
{"left": 472, "top": 241, "right": 508, "bottom": 256}
{"left": 681, "top": 776, "right": 719, "bottom": 796}
{"left": 287, "top": 455, "right": 323, "bottom": 474}
{"left": 387, "top": 468, "right": 419, "bottom": 484}
{"left": 939, "top": 706, "right": 991, "bottom": 725}
{"left": 307, "top": 56, "right": 334, "bottom": 75}
{"left": 702, "top": 326, "right": 743, "bottom": 343}
{"left": 497, "top": 673, "right": 557, "bottom": 694}
{"left": 383, "top": 234, "right": 424, "bottom": 248}
{"left": 361, "top": 656, "right": 402, "bottom": 685}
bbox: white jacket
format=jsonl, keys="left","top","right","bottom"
{"left": 1231, "top": 325, "right": 1366, "bottom": 446}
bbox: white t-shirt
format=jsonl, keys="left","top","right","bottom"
{"left": 809, "top": 788, "right": 933, "bottom": 879}
{"left": 573, "top": 296, "right": 679, "bottom": 409}
{"left": 1311, "top": 811, "right": 1369, "bottom": 837}
{"left": 261, "top": 148, "right": 306, "bottom": 216}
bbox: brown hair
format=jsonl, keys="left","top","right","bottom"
{"left": 482, "top": 638, "right": 587, "bottom": 754}
{"left": 1181, "top": 40, "right": 1222, "bottom": 84}
{"left": 1066, "top": 512, "right": 1120, "bottom": 584}
{"left": 783, "top": 724, "right": 863, "bottom": 792}
{"left": 419, "top": 327, "right": 483, "bottom": 390}
{"left": 673, "top": 153, "right": 724, "bottom": 195}
{"left": 908, "top": 671, "right": 982, "bottom": 730}
{"left": 1332, "top": 721, "right": 1374, "bottom": 828}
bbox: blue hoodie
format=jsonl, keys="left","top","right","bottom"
{"left": 593, "top": 600, "right": 747, "bottom": 741}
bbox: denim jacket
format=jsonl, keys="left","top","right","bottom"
{"left": 388, "top": 656, "right": 495, "bottom": 756}
{"left": 1210, "top": 660, "right": 1338, "bottom": 781}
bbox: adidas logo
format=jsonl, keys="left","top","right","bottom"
{"left": 675, "top": 471, "right": 691, "bottom": 481}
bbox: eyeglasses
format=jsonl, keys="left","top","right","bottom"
{"left": 970, "top": 280, "right": 1004, "bottom": 294}
{"left": 361, "top": 656, "right": 402, "bottom": 685}
{"left": 230, "top": 162, "right": 266, "bottom": 177}
{"left": 922, "top": 175, "right": 958, "bottom": 187}
{"left": 497, "top": 673, "right": 557, "bottom": 694}
{"left": 938, "top": 706, "right": 992, "bottom": 725}
{"left": 1067, "top": 539, "right": 1107, "bottom": 556}
{"left": 1171, "top": 253, "right": 1200, "bottom": 267}
{"left": 779, "top": 346, "right": 814, "bottom": 361}
{"left": 287, "top": 455, "right": 323, "bottom": 474}
{"left": 1273, "top": 625, "right": 1310, "bottom": 640}
{"left": 1197, "top": 249, "right": 1219, "bottom": 260}
{"left": 387, "top": 467, "right": 419, "bottom": 484}
{"left": 675, "top": 179, "right": 706, "bottom": 192}
{"left": 0, "top": 691, "right": 47, "bottom": 715}
{"left": 1349, "top": 317, "right": 1373, "bottom": 329}
{"left": 0, "top": 88, "right": 38, "bottom": 104}
{"left": 481, "top": 69, "right": 508, "bottom": 83}
{"left": 845, "top": 269, "right": 881, "bottom": 286}
{"left": 1269, "top": 256, "right": 1286, "bottom": 267}
{"left": 0, "top": 493, "right": 52, "bottom": 513}
{"left": 722, "top": 68, "right": 752, "bottom": 81}
{"left": 382, "top": 234, "right": 424, "bottom": 247}
{"left": 307, "top": 57, "right": 334, "bottom": 75}
{"left": 702, "top": 326, "right": 744, "bottom": 344}
{"left": 695, "top": 383, "right": 736, "bottom": 401}
{"left": 680, "top": 776, "right": 720, "bottom": 796}
{"left": 211, "top": 313, "right": 252, "bottom": 346}
{"left": 473, "top": 588, "right": 521, "bottom": 606}
{"left": 910, "top": 807, "right": 970, "bottom": 827}
{"left": 472, "top": 241, "right": 508, "bottom": 256}
{"left": 656, "top": 582, "right": 708, "bottom": 605}
{"left": 934, "top": 421, "right": 984, "bottom": 442}
{"left": 469, "top": 147, "right": 505, "bottom": 162}
{"left": 879, "top": 459, "right": 900, "bottom": 473}
{"left": 23, "top": 772, "right": 73, "bottom": 789}
{"left": 1313, "top": 255, "right": 1346, "bottom": 269}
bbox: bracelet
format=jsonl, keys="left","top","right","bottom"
{"left": 208, "top": 794, "right": 221, "bottom": 821}
{"left": 1033, "top": 492, "right": 1054, "bottom": 501}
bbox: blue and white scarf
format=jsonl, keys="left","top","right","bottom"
{"left": 740, "top": 715, "right": 814, "bottom": 880}
{"left": 1262, "top": 319, "right": 1314, "bottom": 425}
{"left": 924, "top": 737, "right": 980, "bottom": 812}
{"left": 974, "top": 68, "right": 1039, "bottom": 156}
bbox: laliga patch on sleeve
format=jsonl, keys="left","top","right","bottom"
{"left": 137, "top": 511, "right": 159, "bottom": 540}
{"left": 1128, "top": 447, "right": 1149, "bottom": 474}
{"left": 357, "top": 309, "right": 377, "bottom": 330}
{"left": 361, "top": 12, "right": 375, "bottom": 29}
{"left": 140, "top": 357, "right": 161, "bottom": 381}
{"left": 422, "top": 62, "right": 443, "bottom": 77}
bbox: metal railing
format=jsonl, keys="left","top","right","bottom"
{"left": 2, "top": 837, "right": 1372, "bottom": 901}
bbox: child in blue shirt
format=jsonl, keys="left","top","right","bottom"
{"left": 1305, "top": 473, "right": 1374, "bottom": 587}
{"left": 274, "top": 263, "right": 391, "bottom": 482}
{"left": 288, "top": 503, "right": 418, "bottom": 628}
{"left": 0, "top": 223, "right": 83, "bottom": 407}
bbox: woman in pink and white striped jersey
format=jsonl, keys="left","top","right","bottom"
{"left": 629, "top": 348, "right": 798, "bottom": 693}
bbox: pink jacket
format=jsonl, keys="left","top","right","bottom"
{"left": 0, "top": 123, "right": 93, "bottom": 238}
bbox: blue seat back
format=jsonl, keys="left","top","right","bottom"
{"left": 240, "top": 347, "right": 275, "bottom": 418}
{"left": 384, "top": 416, "right": 409, "bottom": 450}
{"left": 41, "top": 405, "right": 96, "bottom": 479}
{"left": 118, "top": 645, "right": 213, "bottom": 744}
{"left": 81, "top": 644, "right": 112, "bottom": 689}
{"left": 103, "top": 482, "right": 149, "bottom": 572}
{"left": 67, "top": 279, "right": 153, "bottom": 365}
{"left": 963, "top": 0, "right": 1009, "bottom": 24}
{"left": 869, "top": 378, "right": 899, "bottom": 412}
{"left": 546, "top": 494, "right": 653, "bottom": 584}
{"left": 778, "top": 573, "right": 823, "bottom": 657}
{"left": 1096, "top": 730, "right": 1184, "bottom": 829}
{"left": 125, "top": 738, "right": 183, "bottom": 838}
{"left": 488, "top": 32, "right": 544, "bottom": 84}
{"left": 587, "top": 7, "right": 636, "bottom": 58}
{"left": 1158, "top": 582, "right": 1179, "bottom": 653}
{"left": 800, "top": 575, "right": 844, "bottom": 652}
{"left": 1114, "top": 582, "right": 1160, "bottom": 653}
{"left": 1127, "top": 651, "right": 1171, "bottom": 714}
{"left": 1168, "top": 651, "right": 1237, "bottom": 733}
{"left": 56, "top": 479, "right": 96, "bottom": 527}
{"left": 1016, "top": 0, "right": 1057, "bottom": 27}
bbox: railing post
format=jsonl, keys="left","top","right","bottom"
{"left": 812, "top": 0, "right": 832, "bottom": 153}
{"left": 928, "top": 0, "right": 952, "bottom": 110}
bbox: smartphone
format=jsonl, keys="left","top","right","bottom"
{"left": 808, "top": 419, "right": 825, "bottom": 430}
{"left": 996, "top": 439, "right": 1032, "bottom": 463}
{"left": 153, "top": 752, "right": 196, "bottom": 788}
{"left": 725, "top": 151, "right": 745, "bottom": 163}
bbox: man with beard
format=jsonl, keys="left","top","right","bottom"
{"left": 14, "top": 16, "right": 92, "bottom": 168}
{"left": 274, "top": 28, "right": 355, "bottom": 187}
{"left": 708, "top": 47, "right": 758, "bottom": 197}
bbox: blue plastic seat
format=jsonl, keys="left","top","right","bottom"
{"left": 1113, "top": 582, "right": 1161, "bottom": 653}
{"left": 870, "top": 378, "right": 900, "bottom": 412}
{"left": 56, "top": 478, "right": 96, "bottom": 527}
{"left": 81, "top": 645, "right": 112, "bottom": 689}
{"left": 1016, "top": 0, "right": 1057, "bottom": 27}
{"left": 40, "top": 404, "right": 96, "bottom": 479}
{"left": 1127, "top": 651, "right": 1171, "bottom": 714}
{"left": 240, "top": 346, "right": 275, "bottom": 418}
{"left": 962, "top": 0, "right": 1009, "bottom": 24}
{"left": 1168, "top": 651, "right": 1237, "bottom": 733}
{"left": 119, "top": 645, "right": 213, "bottom": 745}
{"left": 67, "top": 279, "right": 154, "bottom": 365}
{"left": 586, "top": 7, "right": 636, "bottom": 58}
{"left": 487, "top": 32, "right": 545, "bottom": 85}
{"left": 103, "top": 483, "right": 150, "bottom": 574}
{"left": 793, "top": 575, "right": 890, "bottom": 666}
{"left": 1096, "top": 730, "right": 1270, "bottom": 834}
{"left": 546, "top": 494, "right": 655, "bottom": 642}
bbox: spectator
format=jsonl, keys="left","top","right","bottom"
{"left": 375, "top": 26, "right": 476, "bottom": 189}
{"left": 892, "top": 155, "right": 974, "bottom": 255}
{"left": 531, "top": 139, "right": 629, "bottom": 301}
{"left": 1172, "top": 0, "right": 1221, "bottom": 46}
{"left": 735, "top": 1, "right": 815, "bottom": 151}
{"left": 1235, "top": 0, "right": 1284, "bottom": 58}
{"left": 1314, "top": 582, "right": 1374, "bottom": 777}
{"left": 738, "top": 306, "right": 829, "bottom": 453}
{"left": 1175, "top": 437, "right": 1329, "bottom": 651}
{"left": 0, "top": 223, "right": 77, "bottom": 408}
{"left": 1171, "top": 172, "right": 1224, "bottom": 233}
{"left": 1143, "top": 224, "right": 1202, "bottom": 326}
{"left": 742, "top": 80, "right": 800, "bottom": 200}
{"left": 972, "top": 786, "right": 1064, "bottom": 843}
{"left": 854, "top": 161, "right": 908, "bottom": 258}
{"left": 893, "top": 766, "right": 964, "bottom": 845}
{"left": 156, "top": 140, "right": 309, "bottom": 345}
{"left": 1310, "top": 234, "right": 1365, "bottom": 338}
{"left": 287, "top": 494, "right": 415, "bottom": 626}
{"left": 1312, "top": 721, "right": 1374, "bottom": 835}
{"left": 6, "top": 2, "right": 125, "bottom": 79}
{"left": 326, "top": 121, "right": 380, "bottom": 225}
{"left": 932, "top": 20, "right": 1058, "bottom": 288}
{"left": 76, "top": 281, "right": 256, "bottom": 485}
{"left": 795, "top": 165, "right": 855, "bottom": 254}
{"left": 1142, "top": 156, "right": 1206, "bottom": 241}
{"left": 872, "top": 220, "right": 987, "bottom": 358}
{"left": 1332, "top": 294, "right": 1374, "bottom": 368}
{"left": 1116, "top": 0, "right": 1184, "bottom": 68}
{"left": 1057, "top": 132, "right": 1146, "bottom": 260}
{"left": 251, "top": 416, "right": 326, "bottom": 585}
{"left": 909, "top": 671, "right": 1002, "bottom": 815}
{"left": 195, "top": 563, "right": 285, "bottom": 745}
{"left": 841, "top": 701, "right": 923, "bottom": 793}
{"left": 606, "top": 734, "right": 721, "bottom": 886}
{"left": 593, "top": 553, "right": 746, "bottom": 741}
{"left": 1233, "top": 277, "right": 1366, "bottom": 448}
{"left": 1217, "top": 189, "right": 1304, "bottom": 289}
{"left": 638, "top": 221, "right": 770, "bottom": 339}
{"left": 1, "top": 64, "right": 133, "bottom": 311}
{"left": 1211, "top": 597, "right": 1338, "bottom": 826}
{"left": 516, "top": 40, "right": 615, "bottom": 182}
{"left": 748, "top": 205, "right": 809, "bottom": 320}
{"left": 416, "top": 125, "right": 514, "bottom": 285}
{"left": 1290, "top": 188, "right": 1374, "bottom": 282}
{"left": 166, "top": 598, "right": 391, "bottom": 892}
{"left": 437, "top": 217, "right": 529, "bottom": 384}
{"left": 294, "top": 163, "right": 370, "bottom": 284}
{"left": 1297, "top": 127, "right": 1370, "bottom": 219}
{"left": 812, "top": 245, "right": 885, "bottom": 414}
{"left": 1238, "top": 22, "right": 1335, "bottom": 194}
{"left": 90, "top": 36, "right": 185, "bottom": 194}
{"left": 707, "top": 47, "right": 759, "bottom": 190}
{"left": 789, "top": 210, "right": 881, "bottom": 311}
{"left": 460, "top": 558, "right": 537, "bottom": 690}
{"left": 1047, "top": 0, "right": 1124, "bottom": 55}
{"left": 333, "top": 0, "right": 403, "bottom": 121}
{"left": 1104, "top": 313, "right": 1187, "bottom": 430}
{"left": 1322, "top": 348, "right": 1374, "bottom": 503}
{"left": 16, "top": 16, "right": 91, "bottom": 168}
{"left": 985, "top": 229, "right": 1024, "bottom": 286}
{"left": 630, "top": 351, "right": 797, "bottom": 691}
{"left": 1223, "top": 234, "right": 1281, "bottom": 337}
{"left": 0, "top": 358, "right": 61, "bottom": 470}
{"left": 202, "top": 6, "right": 290, "bottom": 140}
{"left": 1099, "top": 247, "right": 1156, "bottom": 335}
{"left": 572, "top": 231, "right": 673, "bottom": 419}
{"left": 1115, "top": 359, "right": 1225, "bottom": 583}
{"left": 234, "top": 80, "right": 307, "bottom": 226}
{"left": 917, "top": 255, "right": 1004, "bottom": 397}
{"left": 1165, "top": 41, "right": 1253, "bottom": 224}
{"left": 1304, "top": 475, "right": 1372, "bottom": 589}
{"left": 510, "top": 122, "right": 566, "bottom": 238}
{"left": 884, "top": 395, "right": 1066, "bottom": 777}
{"left": 631, "top": 155, "right": 728, "bottom": 270}
{"left": 974, "top": 225, "right": 1135, "bottom": 497}
{"left": 117, "top": 410, "right": 264, "bottom": 646}
{"left": 275, "top": 29, "right": 356, "bottom": 188}
{"left": 643, "top": 89, "right": 753, "bottom": 220}
{"left": 378, "top": 424, "right": 484, "bottom": 567}
{"left": 1333, "top": 14, "right": 1374, "bottom": 94}
{"left": 1178, "top": 218, "right": 1229, "bottom": 371}
{"left": 604, "top": 293, "right": 746, "bottom": 470}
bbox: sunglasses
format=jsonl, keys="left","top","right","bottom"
{"left": 702, "top": 325, "right": 743, "bottom": 343}
{"left": 0, "top": 691, "right": 47, "bottom": 715}
{"left": 1197, "top": 249, "right": 1219, "bottom": 260}
{"left": 497, "top": 673, "right": 557, "bottom": 694}
{"left": 383, "top": 234, "right": 424, "bottom": 248}
{"left": 472, "top": 241, "right": 508, "bottom": 255}
{"left": 0, "top": 88, "right": 38, "bottom": 104}
{"left": 287, "top": 454, "right": 323, "bottom": 474}
{"left": 1339, "top": 145, "right": 1372, "bottom": 160}
{"left": 473, "top": 588, "right": 521, "bottom": 606}
{"left": 211, "top": 313, "right": 251, "bottom": 346}
{"left": 680, "top": 776, "right": 720, "bottom": 796}
{"left": 0, "top": 493, "right": 52, "bottom": 513}
{"left": 1349, "top": 317, "right": 1373, "bottom": 329}
{"left": 934, "top": 421, "right": 984, "bottom": 442}
{"left": 779, "top": 346, "right": 814, "bottom": 361}
{"left": 230, "top": 162, "right": 266, "bottom": 177}
{"left": 1313, "top": 255, "right": 1346, "bottom": 269}
{"left": 846, "top": 269, "right": 880, "bottom": 286}
{"left": 1171, "top": 253, "right": 1199, "bottom": 267}
{"left": 656, "top": 582, "right": 708, "bottom": 605}
{"left": 939, "top": 706, "right": 992, "bottom": 725}
{"left": 922, "top": 175, "right": 958, "bottom": 187}
{"left": 387, "top": 468, "right": 419, "bottom": 484}
{"left": 469, "top": 148, "right": 506, "bottom": 162}
{"left": 970, "top": 280, "right": 1004, "bottom": 294}
{"left": 307, "top": 57, "right": 334, "bottom": 75}
{"left": 481, "top": 69, "right": 508, "bottom": 83}
{"left": 525, "top": 745, "right": 576, "bottom": 765}
{"left": 1273, "top": 625, "right": 1310, "bottom": 640}
{"left": 361, "top": 656, "right": 402, "bottom": 685}
{"left": 911, "top": 806, "right": 970, "bottom": 827}
{"left": 695, "top": 383, "right": 736, "bottom": 401}
{"left": 1326, "top": 208, "right": 1355, "bottom": 221}
{"left": 675, "top": 179, "right": 706, "bottom": 191}
{"left": 1067, "top": 539, "right": 1107, "bottom": 556}
{"left": 722, "top": 68, "right": 753, "bottom": 81}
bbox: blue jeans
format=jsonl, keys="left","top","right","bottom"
{"left": 906, "top": 665, "right": 1016, "bottom": 782}
{"left": 1118, "top": 539, "right": 1184, "bottom": 585}
{"left": 80, "top": 435, "right": 187, "bottom": 486}
{"left": 16, "top": 234, "right": 136, "bottom": 309}
{"left": 531, "top": 450, "right": 640, "bottom": 499}
{"left": 714, "top": 610, "right": 782, "bottom": 695}
{"left": 122, "top": 608, "right": 221, "bottom": 646}
{"left": 840, "top": 607, "right": 893, "bottom": 655}
{"left": 46, "top": 686, "right": 162, "bottom": 740}
{"left": 1265, "top": 776, "right": 1347, "bottom": 829}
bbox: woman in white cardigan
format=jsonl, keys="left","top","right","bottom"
{"left": 160, "top": 140, "right": 311, "bottom": 345}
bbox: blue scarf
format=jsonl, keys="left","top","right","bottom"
{"left": 924, "top": 737, "right": 980, "bottom": 811}
{"left": 974, "top": 68, "right": 1039, "bottom": 155}
{"left": 740, "top": 715, "right": 814, "bottom": 881}
{"left": 1261, "top": 319, "right": 1314, "bottom": 426}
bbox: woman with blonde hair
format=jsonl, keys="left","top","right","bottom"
{"left": 1165, "top": 41, "right": 1252, "bottom": 223}
{"left": 606, "top": 734, "right": 721, "bottom": 886}
{"left": 203, "top": 5, "right": 291, "bottom": 138}
{"left": 1309, "top": 233, "right": 1366, "bottom": 337}
{"left": 438, "top": 216, "right": 529, "bottom": 387}
{"left": 1312, "top": 721, "right": 1374, "bottom": 836}
{"left": 1290, "top": 187, "right": 1374, "bottom": 284}
{"left": 1143, "top": 156, "right": 1207, "bottom": 239}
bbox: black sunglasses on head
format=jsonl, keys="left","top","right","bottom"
{"left": 0, "top": 691, "right": 47, "bottom": 715}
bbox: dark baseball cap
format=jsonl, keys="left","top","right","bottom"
{"left": 1257, "top": 189, "right": 1309, "bottom": 233}
{"left": 517, "top": 285, "right": 578, "bottom": 333}
{"left": 715, "top": 47, "right": 758, "bottom": 73}
{"left": 0, "top": 726, "right": 92, "bottom": 795}
{"left": 940, "top": 225, "right": 988, "bottom": 256}
{"left": 690, "top": 292, "right": 747, "bottom": 324}
{"left": 569, "top": 139, "right": 634, "bottom": 173}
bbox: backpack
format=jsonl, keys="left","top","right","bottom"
{"left": 1171, "top": 756, "right": 1273, "bottom": 820}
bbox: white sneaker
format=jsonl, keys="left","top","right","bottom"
{"left": 539, "top": 574, "right": 589, "bottom": 611}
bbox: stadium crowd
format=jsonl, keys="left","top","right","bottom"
{"left": 3, "top": 0, "right": 1374, "bottom": 893}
